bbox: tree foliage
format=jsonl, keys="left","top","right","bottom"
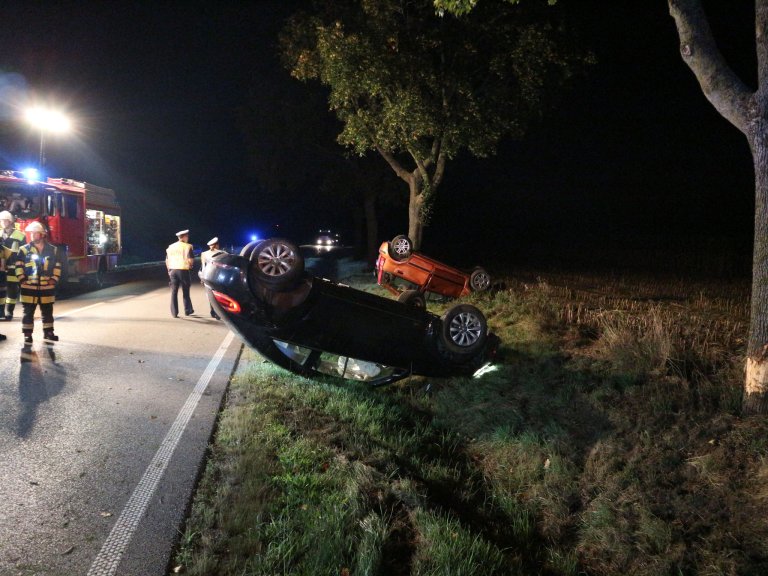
{"left": 280, "top": 0, "right": 584, "bottom": 246}
{"left": 239, "top": 77, "right": 402, "bottom": 254}
{"left": 434, "top": 0, "right": 557, "bottom": 17}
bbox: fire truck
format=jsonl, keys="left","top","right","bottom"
{"left": 0, "top": 169, "right": 122, "bottom": 286}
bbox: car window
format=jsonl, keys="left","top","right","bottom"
{"left": 273, "top": 339, "right": 404, "bottom": 384}
{"left": 274, "top": 340, "right": 313, "bottom": 364}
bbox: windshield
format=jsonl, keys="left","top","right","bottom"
{"left": 273, "top": 340, "right": 408, "bottom": 385}
{"left": 0, "top": 182, "right": 43, "bottom": 219}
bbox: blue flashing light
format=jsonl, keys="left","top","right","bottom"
{"left": 250, "top": 234, "right": 258, "bottom": 242}
{"left": 21, "top": 168, "right": 39, "bottom": 182}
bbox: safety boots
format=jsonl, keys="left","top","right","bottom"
{"left": 5, "top": 303, "right": 14, "bottom": 321}
{"left": 44, "top": 330, "right": 59, "bottom": 342}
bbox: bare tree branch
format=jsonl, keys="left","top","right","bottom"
{"left": 376, "top": 144, "right": 413, "bottom": 184}
{"left": 668, "top": 0, "right": 754, "bottom": 134}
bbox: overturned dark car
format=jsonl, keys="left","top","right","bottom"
{"left": 201, "top": 238, "right": 499, "bottom": 386}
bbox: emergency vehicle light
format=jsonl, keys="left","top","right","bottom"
{"left": 212, "top": 290, "right": 241, "bottom": 314}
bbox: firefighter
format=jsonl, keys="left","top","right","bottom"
{"left": 16, "top": 221, "right": 62, "bottom": 343}
{"left": 0, "top": 243, "right": 13, "bottom": 341}
{"left": 166, "top": 229, "right": 195, "bottom": 318}
{"left": 0, "top": 210, "right": 26, "bottom": 320}
{"left": 200, "top": 236, "right": 226, "bottom": 319}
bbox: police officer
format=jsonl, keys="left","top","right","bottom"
{"left": 16, "top": 221, "right": 62, "bottom": 343}
{"left": 166, "top": 229, "right": 195, "bottom": 318}
{"left": 0, "top": 210, "right": 26, "bottom": 320}
{"left": 200, "top": 236, "right": 225, "bottom": 319}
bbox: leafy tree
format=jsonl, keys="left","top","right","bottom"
{"left": 280, "top": 0, "right": 582, "bottom": 248}
{"left": 240, "top": 76, "right": 401, "bottom": 259}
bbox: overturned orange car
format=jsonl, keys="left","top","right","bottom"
{"left": 376, "top": 235, "right": 491, "bottom": 307}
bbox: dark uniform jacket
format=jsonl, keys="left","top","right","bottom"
{"left": 15, "top": 242, "right": 62, "bottom": 304}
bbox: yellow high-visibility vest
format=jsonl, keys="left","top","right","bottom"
{"left": 166, "top": 241, "right": 193, "bottom": 270}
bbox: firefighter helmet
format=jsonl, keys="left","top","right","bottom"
{"left": 25, "top": 221, "right": 46, "bottom": 234}
{"left": 0, "top": 210, "right": 12, "bottom": 221}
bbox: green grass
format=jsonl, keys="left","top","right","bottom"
{"left": 172, "top": 269, "right": 768, "bottom": 576}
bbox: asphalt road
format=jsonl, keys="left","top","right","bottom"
{"left": 0, "top": 279, "right": 241, "bottom": 576}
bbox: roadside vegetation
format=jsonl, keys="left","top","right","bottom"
{"left": 171, "top": 266, "right": 768, "bottom": 576}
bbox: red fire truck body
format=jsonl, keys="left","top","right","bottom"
{"left": 0, "top": 170, "right": 122, "bottom": 284}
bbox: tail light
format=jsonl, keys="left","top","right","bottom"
{"left": 212, "top": 290, "right": 241, "bottom": 314}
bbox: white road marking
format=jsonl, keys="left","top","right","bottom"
{"left": 87, "top": 330, "right": 235, "bottom": 576}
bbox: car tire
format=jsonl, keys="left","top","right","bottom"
{"left": 469, "top": 267, "right": 491, "bottom": 292}
{"left": 389, "top": 235, "right": 413, "bottom": 262}
{"left": 397, "top": 289, "right": 426, "bottom": 309}
{"left": 440, "top": 303, "right": 487, "bottom": 355}
{"left": 249, "top": 238, "right": 304, "bottom": 291}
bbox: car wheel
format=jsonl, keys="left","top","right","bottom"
{"left": 389, "top": 235, "right": 413, "bottom": 262}
{"left": 440, "top": 304, "right": 487, "bottom": 355}
{"left": 469, "top": 267, "right": 491, "bottom": 292}
{"left": 397, "top": 289, "right": 426, "bottom": 309}
{"left": 250, "top": 238, "right": 304, "bottom": 290}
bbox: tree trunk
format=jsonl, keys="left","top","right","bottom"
{"left": 668, "top": 0, "right": 768, "bottom": 413}
{"left": 744, "top": 128, "right": 768, "bottom": 413}
{"left": 364, "top": 191, "right": 379, "bottom": 265}
{"left": 408, "top": 180, "right": 424, "bottom": 250}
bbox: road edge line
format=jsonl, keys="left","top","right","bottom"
{"left": 86, "top": 330, "right": 235, "bottom": 576}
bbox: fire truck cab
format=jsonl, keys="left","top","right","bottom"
{"left": 0, "top": 169, "right": 122, "bottom": 285}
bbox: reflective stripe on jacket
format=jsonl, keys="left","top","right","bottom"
{"left": 16, "top": 242, "right": 61, "bottom": 304}
{"left": 166, "top": 241, "right": 194, "bottom": 270}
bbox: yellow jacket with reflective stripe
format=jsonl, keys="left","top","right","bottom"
{"left": 0, "top": 245, "right": 11, "bottom": 274}
{"left": 15, "top": 242, "right": 62, "bottom": 304}
{"left": 1, "top": 228, "right": 26, "bottom": 282}
{"left": 166, "top": 241, "right": 194, "bottom": 270}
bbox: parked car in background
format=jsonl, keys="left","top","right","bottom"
{"left": 376, "top": 235, "right": 492, "bottom": 308}
{"left": 201, "top": 238, "right": 499, "bottom": 386}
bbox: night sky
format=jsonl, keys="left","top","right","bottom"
{"left": 0, "top": 1, "right": 757, "bottom": 273}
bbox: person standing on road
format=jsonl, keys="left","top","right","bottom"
{"left": 16, "top": 221, "right": 62, "bottom": 343}
{"left": 0, "top": 210, "right": 26, "bottom": 321}
{"left": 166, "top": 229, "right": 195, "bottom": 318}
{"left": 0, "top": 243, "right": 14, "bottom": 341}
{"left": 200, "top": 236, "right": 226, "bottom": 319}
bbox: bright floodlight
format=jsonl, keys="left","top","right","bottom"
{"left": 25, "top": 107, "right": 71, "bottom": 133}
{"left": 21, "top": 167, "right": 39, "bottom": 181}
{"left": 25, "top": 106, "right": 72, "bottom": 169}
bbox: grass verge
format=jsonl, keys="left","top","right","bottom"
{"left": 172, "top": 270, "right": 768, "bottom": 576}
